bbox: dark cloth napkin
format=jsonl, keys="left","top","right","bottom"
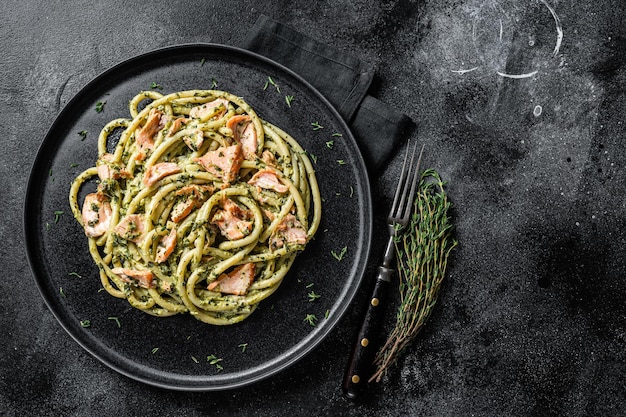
{"left": 242, "top": 15, "right": 413, "bottom": 174}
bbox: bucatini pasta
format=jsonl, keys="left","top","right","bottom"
{"left": 69, "top": 89, "right": 321, "bottom": 325}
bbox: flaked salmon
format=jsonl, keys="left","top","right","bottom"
{"left": 135, "top": 108, "right": 163, "bottom": 160}
{"left": 82, "top": 193, "right": 113, "bottom": 237}
{"left": 155, "top": 228, "right": 177, "bottom": 263}
{"left": 170, "top": 184, "right": 213, "bottom": 222}
{"left": 270, "top": 213, "right": 307, "bottom": 250}
{"left": 226, "top": 115, "right": 257, "bottom": 159}
{"left": 248, "top": 169, "right": 288, "bottom": 193}
{"left": 114, "top": 214, "right": 145, "bottom": 243}
{"left": 96, "top": 153, "right": 131, "bottom": 180}
{"left": 194, "top": 144, "right": 243, "bottom": 185}
{"left": 182, "top": 128, "right": 205, "bottom": 151}
{"left": 111, "top": 267, "right": 155, "bottom": 289}
{"left": 261, "top": 150, "right": 277, "bottom": 167}
{"left": 167, "top": 117, "right": 189, "bottom": 136}
{"left": 211, "top": 198, "right": 253, "bottom": 240}
{"left": 189, "top": 98, "right": 230, "bottom": 120}
{"left": 208, "top": 263, "right": 256, "bottom": 295}
{"left": 143, "top": 162, "right": 181, "bottom": 187}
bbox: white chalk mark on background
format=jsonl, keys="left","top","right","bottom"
{"left": 539, "top": 0, "right": 563, "bottom": 57}
{"left": 497, "top": 70, "right": 538, "bottom": 78}
{"left": 450, "top": 0, "right": 563, "bottom": 78}
{"left": 452, "top": 67, "right": 479, "bottom": 74}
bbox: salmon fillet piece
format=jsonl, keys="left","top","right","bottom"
{"left": 248, "top": 169, "right": 288, "bottom": 193}
{"left": 111, "top": 267, "right": 155, "bottom": 289}
{"left": 81, "top": 193, "right": 113, "bottom": 237}
{"left": 135, "top": 108, "right": 163, "bottom": 160}
{"left": 114, "top": 214, "right": 146, "bottom": 243}
{"left": 143, "top": 162, "right": 181, "bottom": 187}
{"left": 208, "top": 263, "right": 256, "bottom": 295}
{"left": 155, "top": 228, "right": 177, "bottom": 263}
{"left": 227, "top": 115, "right": 257, "bottom": 159}
{"left": 189, "top": 98, "right": 229, "bottom": 120}
{"left": 194, "top": 144, "right": 243, "bottom": 185}
{"left": 211, "top": 199, "right": 253, "bottom": 240}
{"left": 270, "top": 213, "right": 307, "bottom": 250}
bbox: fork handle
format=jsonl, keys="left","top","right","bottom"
{"left": 342, "top": 266, "right": 393, "bottom": 399}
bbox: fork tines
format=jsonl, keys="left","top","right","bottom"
{"left": 389, "top": 141, "right": 425, "bottom": 226}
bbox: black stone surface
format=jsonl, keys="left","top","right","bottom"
{"left": 2, "top": 1, "right": 625, "bottom": 416}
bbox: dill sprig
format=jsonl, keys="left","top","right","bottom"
{"left": 370, "top": 169, "right": 457, "bottom": 383}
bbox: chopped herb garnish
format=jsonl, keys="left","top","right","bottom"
{"left": 311, "top": 122, "right": 324, "bottom": 131}
{"left": 45, "top": 222, "right": 50, "bottom": 231}
{"left": 149, "top": 82, "right": 162, "bottom": 89}
{"left": 49, "top": 169, "right": 53, "bottom": 177}
{"left": 325, "top": 309, "right": 330, "bottom": 319}
{"left": 207, "top": 354, "right": 223, "bottom": 371}
{"left": 325, "top": 140, "right": 334, "bottom": 149}
{"left": 308, "top": 152, "right": 318, "bottom": 164}
{"left": 108, "top": 316, "right": 121, "bottom": 328}
{"left": 211, "top": 79, "right": 218, "bottom": 89}
{"left": 69, "top": 163, "right": 79, "bottom": 168}
{"left": 304, "top": 314, "right": 318, "bottom": 327}
{"left": 200, "top": 58, "right": 206, "bottom": 66}
{"left": 69, "top": 272, "right": 82, "bottom": 278}
{"left": 332, "top": 132, "right": 343, "bottom": 137}
{"left": 264, "top": 76, "right": 280, "bottom": 92}
{"left": 80, "top": 320, "right": 91, "bottom": 328}
{"left": 78, "top": 130, "right": 88, "bottom": 140}
{"left": 191, "top": 356, "right": 199, "bottom": 364}
{"left": 53, "top": 210, "right": 64, "bottom": 223}
{"left": 337, "top": 160, "right": 346, "bottom": 165}
{"left": 59, "top": 287, "right": 65, "bottom": 297}
{"left": 95, "top": 101, "right": 106, "bottom": 113}
{"left": 238, "top": 343, "right": 248, "bottom": 353}
{"left": 305, "top": 283, "right": 314, "bottom": 288}
{"left": 151, "top": 347, "right": 159, "bottom": 354}
{"left": 285, "top": 95, "right": 294, "bottom": 107}
{"left": 349, "top": 186, "right": 354, "bottom": 198}
{"left": 308, "top": 291, "right": 321, "bottom": 302}
{"left": 331, "top": 246, "right": 347, "bottom": 261}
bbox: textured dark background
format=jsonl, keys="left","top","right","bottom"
{"left": 2, "top": 0, "right": 625, "bottom": 416}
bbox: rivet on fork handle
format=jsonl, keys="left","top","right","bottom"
{"left": 342, "top": 265, "right": 393, "bottom": 399}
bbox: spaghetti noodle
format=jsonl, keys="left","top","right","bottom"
{"left": 69, "top": 89, "right": 321, "bottom": 325}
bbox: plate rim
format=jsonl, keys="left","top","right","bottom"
{"left": 23, "top": 42, "right": 373, "bottom": 391}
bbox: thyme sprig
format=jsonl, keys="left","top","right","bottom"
{"left": 370, "top": 169, "right": 457, "bottom": 383}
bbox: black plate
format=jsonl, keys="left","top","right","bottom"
{"left": 24, "top": 44, "right": 372, "bottom": 391}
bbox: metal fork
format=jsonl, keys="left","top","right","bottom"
{"left": 342, "top": 141, "right": 424, "bottom": 399}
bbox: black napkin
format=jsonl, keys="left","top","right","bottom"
{"left": 242, "top": 15, "right": 413, "bottom": 174}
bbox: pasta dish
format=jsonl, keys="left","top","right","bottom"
{"left": 69, "top": 89, "right": 321, "bottom": 325}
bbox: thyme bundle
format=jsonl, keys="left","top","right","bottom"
{"left": 370, "top": 169, "right": 457, "bottom": 383}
